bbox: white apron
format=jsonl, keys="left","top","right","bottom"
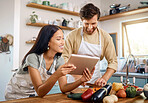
{"left": 77, "top": 28, "right": 102, "bottom": 84}
{"left": 5, "top": 54, "right": 58, "bottom": 100}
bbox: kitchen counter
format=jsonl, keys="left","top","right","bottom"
{"left": 101, "top": 72, "right": 148, "bottom": 79}
{"left": 113, "top": 72, "right": 148, "bottom": 78}
{"left": 101, "top": 72, "right": 147, "bottom": 87}
{"left": 1, "top": 88, "right": 148, "bottom": 103}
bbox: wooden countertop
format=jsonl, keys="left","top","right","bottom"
{"left": 1, "top": 89, "right": 148, "bottom": 103}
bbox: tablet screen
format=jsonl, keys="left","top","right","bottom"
{"left": 67, "top": 54, "right": 99, "bottom": 75}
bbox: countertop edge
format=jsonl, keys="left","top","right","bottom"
{"left": 101, "top": 72, "right": 148, "bottom": 79}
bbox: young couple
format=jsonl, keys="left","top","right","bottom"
{"left": 5, "top": 3, "right": 117, "bottom": 100}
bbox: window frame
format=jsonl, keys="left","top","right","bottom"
{"left": 122, "top": 18, "right": 148, "bottom": 57}
{"left": 109, "top": 32, "right": 118, "bottom": 55}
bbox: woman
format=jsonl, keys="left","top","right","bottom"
{"left": 5, "top": 25, "right": 94, "bottom": 100}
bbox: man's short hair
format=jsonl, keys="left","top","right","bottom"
{"left": 80, "top": 3, "right": 100, "bottom": 20}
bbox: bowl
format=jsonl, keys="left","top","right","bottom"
{"left": 143, "top": 90, "right": 148, "bottom": 98}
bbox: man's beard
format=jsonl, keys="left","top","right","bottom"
{"left": 83, "top": 27, "right": 97, "bottom": 35}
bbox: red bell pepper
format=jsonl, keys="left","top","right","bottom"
{"left": 131, "top": 85, "right": 139, "bottom": 88}
{"left": 81, "top": 88, "right": 94, "bottom": 101}
{"left": 124, "top": 85, "right": 139, "bottom": 90}
{"left": 124, "top": 86, "right": 129, "bottom": 90}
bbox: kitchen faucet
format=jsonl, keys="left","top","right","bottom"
{"left": 121, "top": 54, "right": 136, "bottom": 86}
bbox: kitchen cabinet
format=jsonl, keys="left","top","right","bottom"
{"left": 48, "top": 84, "right": 61, "bottom": 94}
{"left": 108, "top": 76, "right": 147, "bottom": 87}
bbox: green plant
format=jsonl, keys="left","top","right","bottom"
{"left": 30, "top": 11, "right": 38, "bottom": 23}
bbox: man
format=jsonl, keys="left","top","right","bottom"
{"left": 62, "top": 3, "right": 118, "bottom": 86}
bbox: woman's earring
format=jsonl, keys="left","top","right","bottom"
{"left": 47, "top": 47, "right": 49, "bottom": 50}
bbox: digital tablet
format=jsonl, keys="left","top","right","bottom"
{"left": 67, "top": 54, "right": 99, "bottom": 75}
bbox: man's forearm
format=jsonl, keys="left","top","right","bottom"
{"left": 102, "top": 68, "right": 115, "bottom": 82}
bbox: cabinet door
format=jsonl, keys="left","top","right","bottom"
{"left": 126, "top": 77, "right": 147, "bottom": 87}
{"left": 107, "top": 76, "right": 121, "bottom": 83}
{"left": 107, "top": 76, "right": 147, "bottom": 87}
{"left": 48, "top": 84, "right": 61, "bottom": 94}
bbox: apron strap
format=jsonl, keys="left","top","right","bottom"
{"left": 80, "top": 27, "right": 101, "bottom": 52}
{"left": 39, "top": 54, "right": 43, "bottom": 68}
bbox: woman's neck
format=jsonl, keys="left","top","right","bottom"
{"left": 43, "top": 50, "right": 56, "bottom": 61}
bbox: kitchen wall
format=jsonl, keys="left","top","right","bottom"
{"left": 18, "top": 0, "right": 100, "bottom": 66}
{"left": 99, "top": 0, "right": 148, "bottom": 57}
{"left": 17, "top": 0, "right": 148, "bottom": 67}
{"left": 17, "top": 0, "right": 148, "bottom": 62}
{"left": 0, "top": 0, "right": 14, "bottom": 101}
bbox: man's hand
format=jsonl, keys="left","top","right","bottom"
{"left": 94, "top": 78, "right": 107, "bottom": 87}
{"left": 95, "top": 68, "right": 115, "bottom": 87}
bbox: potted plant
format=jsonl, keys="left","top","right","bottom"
{"left": 30, "top": 11, "right": 38, "bottom": 23}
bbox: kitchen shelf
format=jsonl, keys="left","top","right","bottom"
{"left": 99, "top": 7, "right": 148, "bottom": 21}
{"left": 26, "top": 40, "right": 35, "bottom": 44}
{"left": 26, "top": 3, "right": 148, "bottom": 21}
{"left": 26, "top": 23, "right": 75, "bottom": 30}
{"left": 26, "top": 3, "right": 79, "bottom": 16}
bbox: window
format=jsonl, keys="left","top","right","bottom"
{"left": 122, "top": 18, "right": 148, "bottom": 58}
